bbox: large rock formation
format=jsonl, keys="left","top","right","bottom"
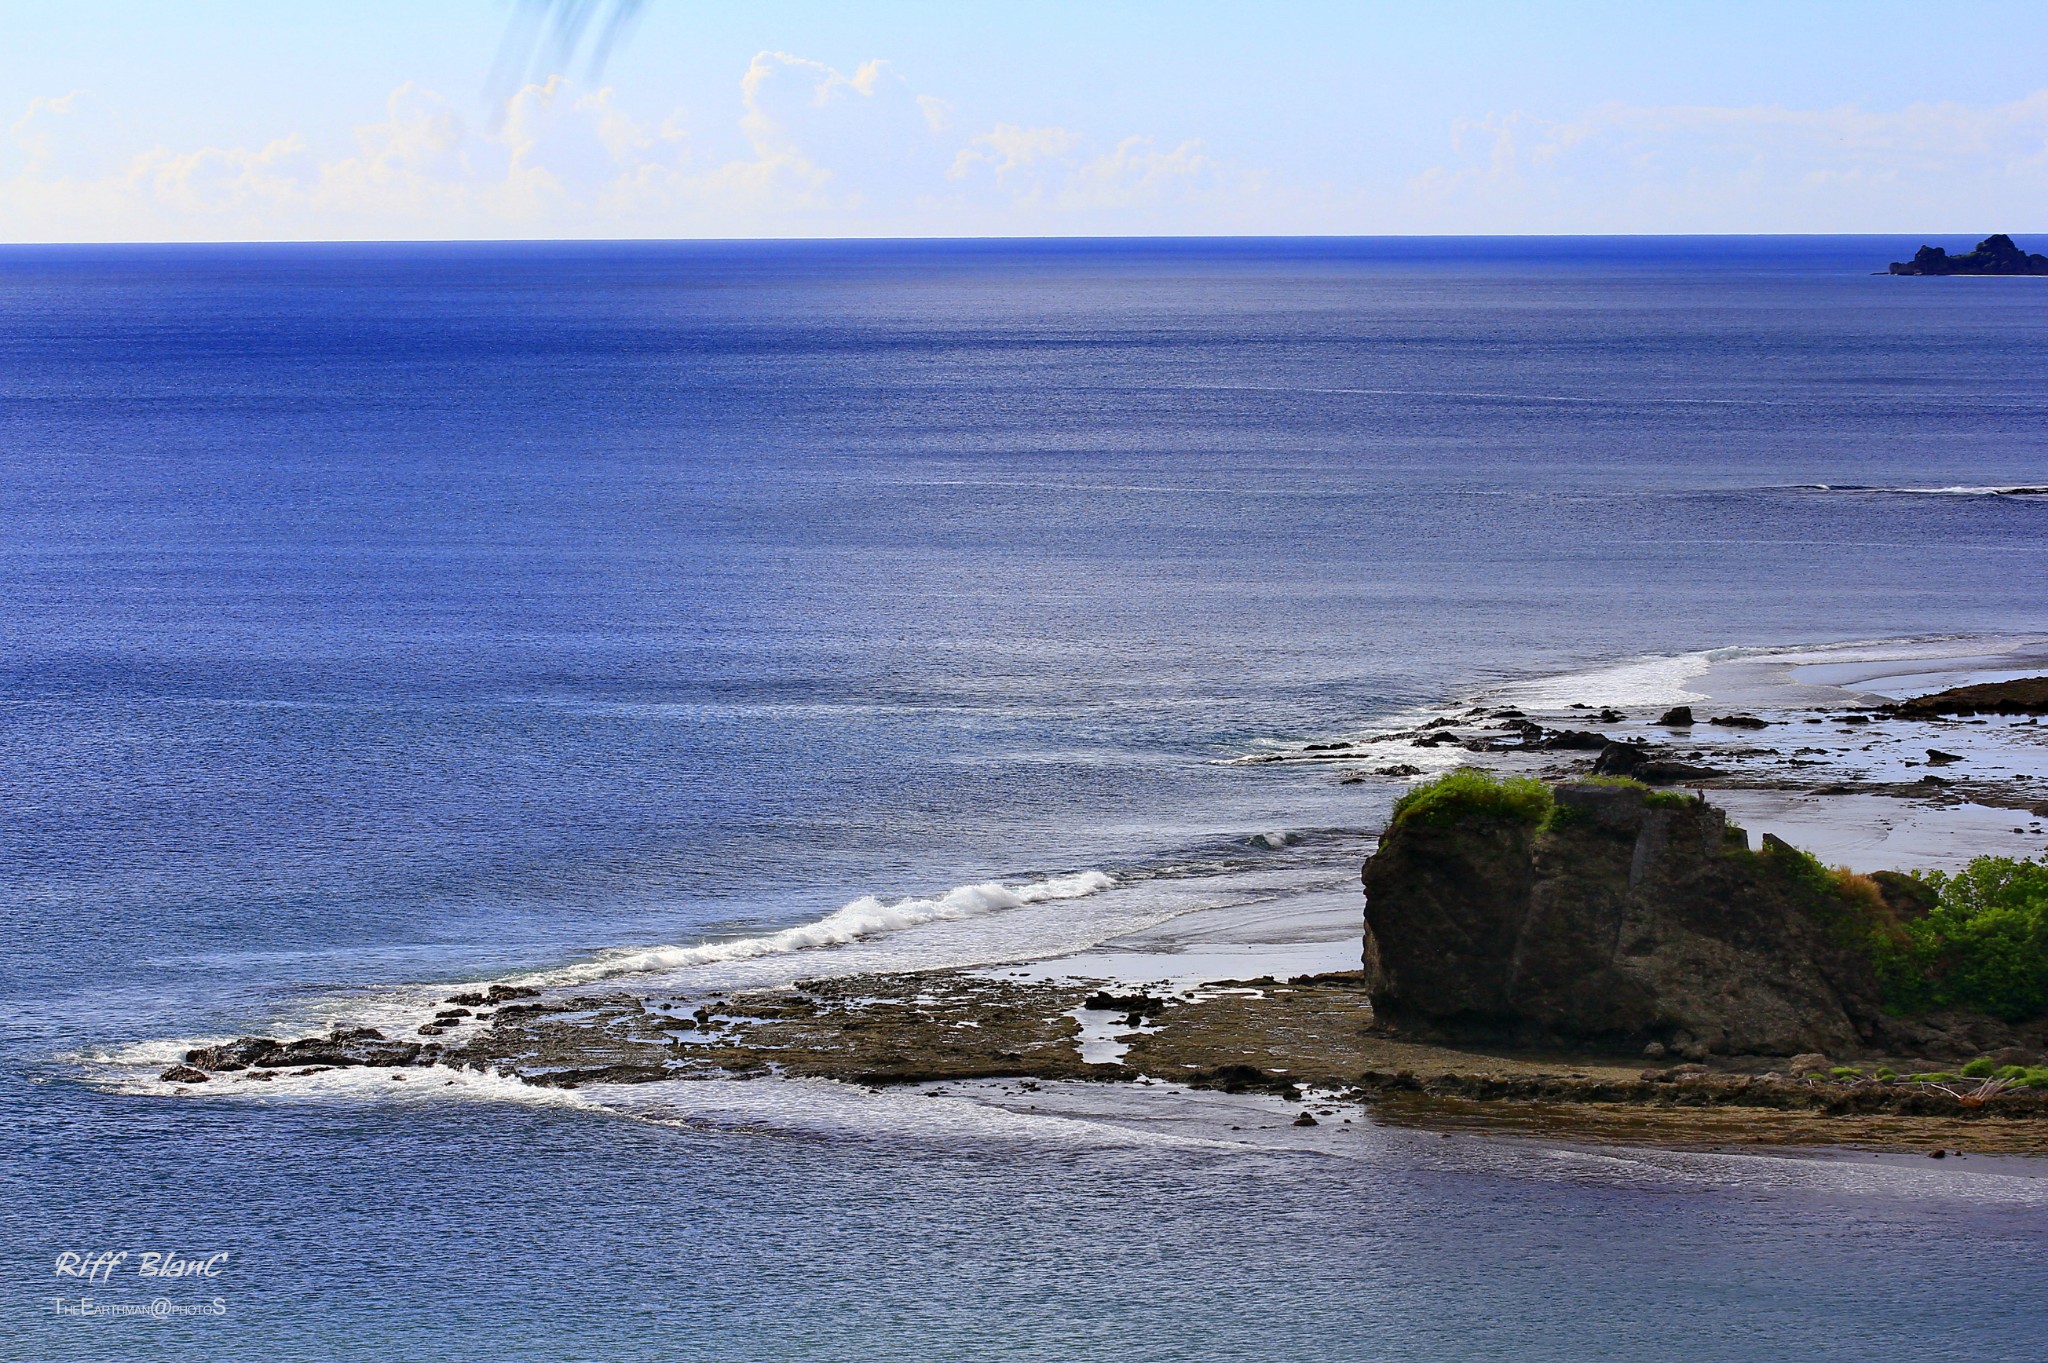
{"left": 1361, "top": 781, "right": 1905, "bottom": 1056}
{"left": 1886, "top": 674, "right": 2048, "bottom": 718}
{"left": 1888, "top": 234, "right": 2048, "bottom": 275}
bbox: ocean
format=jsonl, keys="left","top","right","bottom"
{"left": 3, "top": 236, "right": 2046, "bottom": 1360}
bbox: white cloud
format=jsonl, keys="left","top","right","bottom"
{"left": 0, "top": 43, "right": 1291, "bottom": 240}
{"left": 1407, "top": 91, "right": 2048, "bottom": 231}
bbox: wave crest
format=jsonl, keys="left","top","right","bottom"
{"left": 526, "top": 871, "right": 1117, "bottom": 985}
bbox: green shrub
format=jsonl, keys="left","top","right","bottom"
{"left": 1873, "top": 854, "right": 2048, "bottom": 1023}
{"left": 1961, "top": 1057, "right": 1996, "bottom": 1078}
{"left": 1389, "top": 769, "right": 1555, "bottom": 830}
{"left": 1829, "top": 1066, "right": 1864, "bottom": 1080}
{"left": 1874, "top": 1066, "right": 1897, "bottom": 1081}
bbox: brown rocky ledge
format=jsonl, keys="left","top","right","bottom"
{"left": 159, "top": 965, "right": 2048, "bottom": 1154}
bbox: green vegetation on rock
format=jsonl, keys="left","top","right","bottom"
{"left": 1875, "top": 854, "right": 2048, "bottom": 1023}
{"left": 1389, "top": 769, "right": 1554, "bottom": 829}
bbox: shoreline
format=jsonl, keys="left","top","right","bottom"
{"left": 131, "top": 632, "right": 2048, "bottom": 1156}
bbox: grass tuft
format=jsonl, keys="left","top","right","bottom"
{"left": 1389, "top": 769, "right": 1555, "bottom": 830}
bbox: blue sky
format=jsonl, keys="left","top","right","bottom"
{"left": 4, "top": 0, "right": 2046, "bottom": 240}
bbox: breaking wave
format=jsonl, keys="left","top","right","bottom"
{"left": 1791, "top": 483, "right": 2048, "bottom": 498}
{"left": 524, "top": 870, "right": 1118, "bottom": 986}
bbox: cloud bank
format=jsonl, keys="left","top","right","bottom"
{"left": 3, "top": 52, "right": 2044, "bottom": 241}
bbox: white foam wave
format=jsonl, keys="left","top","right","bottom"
{"left": 1796, "top": 483, "right": 2048, "bottom": 498}
{"left": 523, "top": 870, "right": 1118, "bottom": 986}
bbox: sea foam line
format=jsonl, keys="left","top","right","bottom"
{"left": 521, "top": 870, "right": 1118, "bottom": 986}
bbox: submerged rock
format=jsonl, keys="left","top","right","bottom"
{"left": 1361, "top": 780, "right": 1889, "bottom": 1055}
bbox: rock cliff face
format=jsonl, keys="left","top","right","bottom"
{"left": 1888, "top": 234, "right": 2048, "bottom": 275}
{"left": 1361, "top": 781, "right": 1897, "bottom": 1056}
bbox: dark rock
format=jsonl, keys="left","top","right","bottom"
{"left": 1361, "top": 781, "right": 1891, "bottom": 1055}
{"left": 1925, "top": 749, "right": 1962, "bottom": 765}
{"left": 1655, "top": 706, "right": 1694, "bottom": 727}
{"left": 1868, "top": 871, "right": 1938, "bottom": 922}
{"left": 1889, "top": 234, "right": 2048, "bottom": 276}
{"left": 1888, "top": 675, "right": 2048, "bottom": 718}
{"left": 1596, "top": 708, "right": 1625, "bottom": 723}
{"left": 1708, "top": 714, "right": 1769, "bottom": 729}
{"left": 1188, "top": 1063, "right": 1298, "bottom": 1095}
{"left": 1537, "top": 729, "right": 1612, "bottom": 751}
{"left": 447, "top": 984, "right": 541, "bottom": 1007}
{"left": 159, "top": 1064, "right": 209, "bottom": 1084}
{"left": 1292, "top": 1111, "right": 1319, "bottom": 1126}
{"left": 1082, "top": 991, "right": 1168, "bottom": 1018}
{"left": 182, "top": 1038, "right": 281, "bottom": 1071}
{"left": 1840, "top": 713, "right": 1870, "bottom": 725}
{"left": 1592, "top": 741, "right": 1649, "bottom": 777}
{"left": 1633, "top": 759, "right": 1725, "bottom": 785}
{"left": 1375, "top": 764, "right": 1422, "bottom": 778}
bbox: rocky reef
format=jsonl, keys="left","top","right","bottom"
{"left": 1360, "top": 776, "right": 2026, "bottom": 1057}
{"left": 1888, "top": 234, "right": 2048, "bottom": 275}
{"left": 1886, "top": 674, "right": 2048, "bottom": 718}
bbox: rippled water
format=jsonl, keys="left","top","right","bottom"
{"left": 4, "top": 238, "right": 2046, "bottom": 1360}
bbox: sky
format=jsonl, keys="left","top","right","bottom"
{"left": 3, "top": 0, "right": 2046, "bottom": 242}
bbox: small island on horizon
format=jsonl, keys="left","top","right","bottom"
{"left": 1889, "top": 233, "right": 2048, "bottom": 275}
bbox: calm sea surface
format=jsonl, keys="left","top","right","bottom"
{"left": 2, "top": 238, "right": 2046, "bottom": 1360}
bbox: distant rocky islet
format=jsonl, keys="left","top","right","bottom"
{"left": 1888, "top": 233, "right": 2048, "bottom": 275}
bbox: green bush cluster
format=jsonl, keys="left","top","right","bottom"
{"left": 1389, "top": 769, "right": 1555, "bottom": 830}
{"left": 1923, "top": 1059, "right": 2048, "bottom": 1088}
{"left": 1874, "top": 854, "right": 2048, "bottom": 1022}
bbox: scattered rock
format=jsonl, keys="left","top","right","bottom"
{"left": 1292, "top": 1111, "right": 1319, "bottom": 1127}
{"left": 159, "top": 1065, "right": 209, "bottom": 1084}
{"left": 1642, "top": 1041, "right": 1667, "bottom": 1058}
{"left": 1655, "top": 706, "right": 1694, "bottom": 727}
{"left": 1709, "top": 714, "right": 1769, "bottom": 729}
{"left": 1926, "top": 749, "right": 1962, "bottom": 765}
{"left": 1787, "top": 1053, "right": 1830, "bottom": 1075}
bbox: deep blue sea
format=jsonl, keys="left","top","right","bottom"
{"left": 3, "top": 237, "right": 2047, "bottom": 1361}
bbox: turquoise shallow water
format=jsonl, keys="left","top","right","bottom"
{"left": 3, "top": 237, "right": 2047, "bottom": 1359}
